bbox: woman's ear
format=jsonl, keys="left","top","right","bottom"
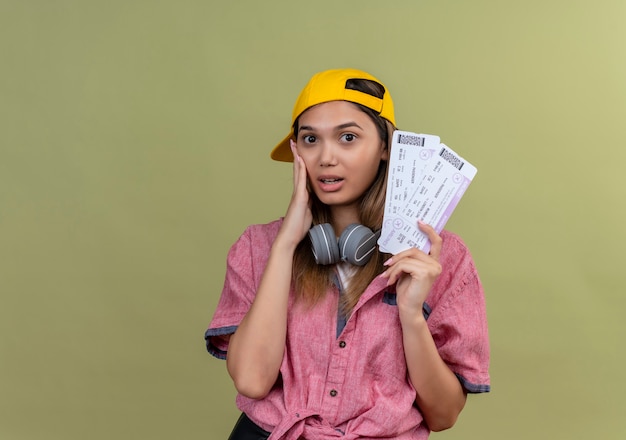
{"left": 381, "top": 121, "right": 395, "bottom": 161}
{"left": 381, "top": 143, "right": 389, "bottom": 161}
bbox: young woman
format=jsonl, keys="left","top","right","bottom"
{"left": 205, "top": 68, "right": 490, "bottom": 440}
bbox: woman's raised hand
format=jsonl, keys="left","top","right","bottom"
{"left": 380, "top": 221, "right": 443, "bottom": 316}
{"left": 275, "top": 141, "right": 313, "bottom": 250}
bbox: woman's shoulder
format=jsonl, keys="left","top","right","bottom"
{"left": 432, "top": 229, "right": 480, "bottom": 294}
{"left": 226, "top": 218, "right": 285, "bottom": 267}
{"left": 241, "top": 217, "right": 284, "bottom": 237}
{"left": 439, "top": 229, "right": 473, "bottom": 260}
{"left": 232, "top": 217, "right": 285, "bottom": 249}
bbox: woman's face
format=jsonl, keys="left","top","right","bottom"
{"left": 295, "top": 100, "right": 388, "bottom": 214}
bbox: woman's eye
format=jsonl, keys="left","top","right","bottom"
{"left": 341, "top": 133, "right": 356, "bottom": 142}
{"left": 302, "top": 135, "right": 316, "bottom": 144}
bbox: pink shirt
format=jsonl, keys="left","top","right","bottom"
{"left": 206, "top": 219, "right": 490, "bottom": 439}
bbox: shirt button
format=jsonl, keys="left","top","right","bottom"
{"left": 330, "top": 389, "right": 338, "bottom": 397}
{"left": 339, "top": 341, "right": 346, "bottom": 348}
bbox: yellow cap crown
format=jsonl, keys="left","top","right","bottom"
{"left": 270, "top": 68, "right": 395, "bottom": 162}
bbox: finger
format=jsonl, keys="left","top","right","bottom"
{"left": 290, "top": 141, "right": 308, "bottom": 194}
{"left": 383, "top": 247, "right": 429, "bottom": 266}
{"left": 290, "top": 138, "right": 297, "bottom": 160}
{"left": 418, "top": 221, "right": 443, "bottom": 261}
{"left": 382, "top": 256, "right": 442, "bottom": 286}
{"left": 289, "top": 141, "right": 311, "bottom": 216}
{"left": 382, "top": 260, "right": 425, "bottom": 286}
{"left": 290, "top": 140, "right": 300, "bottom": 188}
{"left": 295, "top": 159, "right": 308, "bottom": 196}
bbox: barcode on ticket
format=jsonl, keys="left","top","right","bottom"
{"left": 439, "top": 147, "right": 464, "bottom": 170}
{"left": 397, "top": 133, "right": 426, "bottom": 146}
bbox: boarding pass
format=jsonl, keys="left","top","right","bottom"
{"left": 378, "top": 130, "right": 477, "bottom": 255}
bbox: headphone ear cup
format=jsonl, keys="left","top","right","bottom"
{"left": 308, "top": 223, "right": 340, "bottom": 265}
{"left": 338, "top": 224, "right": 380, "bottom": 266}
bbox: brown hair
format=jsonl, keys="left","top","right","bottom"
{"left": 291, "top": 78, "right": 395, "bottom": 315}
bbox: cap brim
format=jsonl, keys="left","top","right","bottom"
{"left": 270, "top": 133, "right": 294, "bottom": 162}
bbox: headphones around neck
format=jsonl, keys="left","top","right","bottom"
{"left": 308, "top": 223, "right": 381, "bottom": 266}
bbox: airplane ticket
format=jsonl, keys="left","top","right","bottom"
{"left": 378, "top": 130, "right": 477, "bottom": 255}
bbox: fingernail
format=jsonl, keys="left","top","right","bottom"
{"left": 383, "top": 257, "right": 393, "bottom": 266}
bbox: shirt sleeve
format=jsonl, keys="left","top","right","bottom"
{"left": 426, "top": 231, "right": 491, "bottom": 393}
{"left": 204, "top": 226, "right": 261, "bottom": 360}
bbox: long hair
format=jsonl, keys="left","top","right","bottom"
{"left": 291, "top": 78, "right": 395, "bottom": 315}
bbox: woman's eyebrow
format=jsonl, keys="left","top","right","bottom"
{"left": 336, "top": 122, "right": 362, "bottom": 131}
{"left": 299, "top": 122, "right": 363, "bottom": 132}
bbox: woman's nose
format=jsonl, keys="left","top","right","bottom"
{"left": 319, "top": 143, "right": 337, "bottom": 167}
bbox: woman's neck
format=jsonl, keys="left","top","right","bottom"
{"left": 329, "top": 204, "right": 361, "bottom": 235}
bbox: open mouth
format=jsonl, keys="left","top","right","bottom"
{"left": 320, "top": 178, "right": 343, "bottom": 184}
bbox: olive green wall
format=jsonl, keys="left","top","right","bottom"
{"left": 1, "top": 1, "right": 624, "bottom": 439}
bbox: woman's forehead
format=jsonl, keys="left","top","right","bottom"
{"left": 298, "top": 101, "right": 375, "bottom": 129}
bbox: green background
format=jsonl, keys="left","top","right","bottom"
{"left": 1, "top": 1, "right": 625, "bottom": 439}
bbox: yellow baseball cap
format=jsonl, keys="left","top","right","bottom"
{"left": 270, "top": 68, "right": 396, "bottom": 162}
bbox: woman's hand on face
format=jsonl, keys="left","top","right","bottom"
{"left": 380, "top": 222, "right": 443, "bottom": 316}
{"left": 275, "top": 141, "right": 313, "bottom": 250}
